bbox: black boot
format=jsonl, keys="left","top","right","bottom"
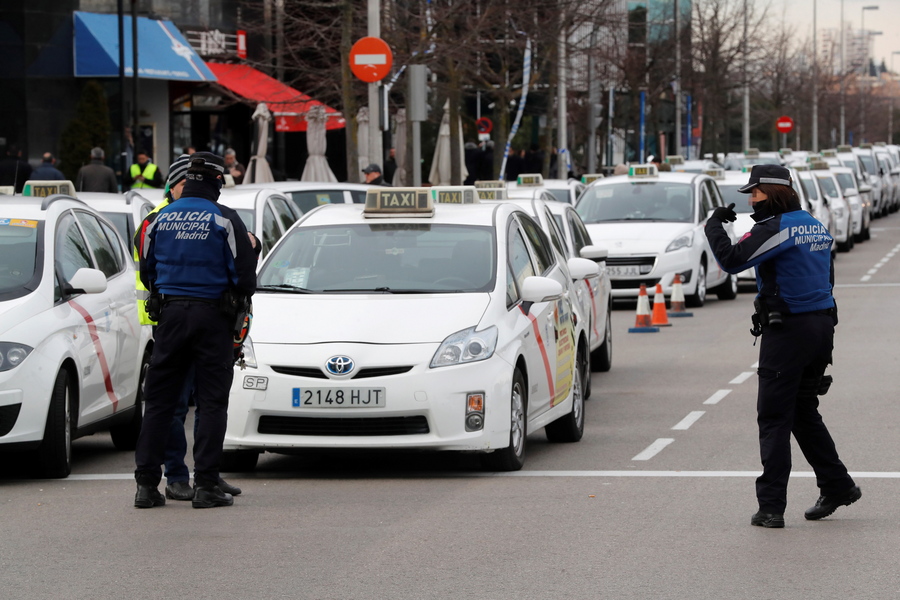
{"left": 804, "top": 485, "right": 861, "bottom": 520}
{"left": 134, "top": 484, "right": 166, "bottom": 509}
{"left": 217, "top": 478, "right": 242, "bottom": 496}
{"left": 192, "top": 484, "right": 233, "bottom": 509}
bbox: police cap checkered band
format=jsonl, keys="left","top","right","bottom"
{"left": 167, "top": 154, "right": 191, "bottom": 187}
{"left": 189, "top": 151, "right": 226, "bottom": 174}
{"left": 737, "top": 164, "right": 793, "bottom": 193}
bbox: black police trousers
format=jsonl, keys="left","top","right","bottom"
{"left": 756, "top": 311, "right": 855, "bottom": 514}
{"left": 134, "top": 300, "right": 234, "bottom": 488}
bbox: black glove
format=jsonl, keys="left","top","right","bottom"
{"left": 712, "top": 203, "right": 737, "bottom": 223}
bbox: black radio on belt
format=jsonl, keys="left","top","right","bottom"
{"left": 752, "top": 296, "right": 783, "bottom": 336}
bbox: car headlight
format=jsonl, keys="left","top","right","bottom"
{"left": 430, "top": 326, "right": 498, "bottom": 368}
{"left": 0, "top": 343, "right": 33, "bottom": 372}
{"left": 239, "top": 336, "right": 258, "bottom": 369}
{"left": 666, "top": 232, "right": 694, "bottom": 253}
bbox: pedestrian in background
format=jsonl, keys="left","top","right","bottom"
{"left": 704, "top": 164, "right": 860, "bottom": 529}
{"left": 76, "top": 147, "right": 118, "bottom": 193}
{"left": 224, "top": 148, "right": 245, "bottom": 184}
{"left": 0, "top": 145, "right": 33, "bottom": 192}
{"left": 362, "top": 163, "right": 390, "bottom": 186}
{"left": 125, "top": 150, "right": 164, "bottom": 190}
{"left": 133, "top": 154, "right": 247, "bottom": 502}
{"left": 133, "top": 152, "right": 257, "bottom": 509}
{"left": 383, "top": 148, "right": 397, "bottom": 184}
{"left": 29, "top": 153, "right": 65, "bottom": 181}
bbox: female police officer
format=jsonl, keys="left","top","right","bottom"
{"left": 133, "top": 152, "right": 257, "bottom": 509}
{"left": 705, "top": 164, "right": 860, "bottom": 528}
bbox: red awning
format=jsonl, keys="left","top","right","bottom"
{"left": 206, "top": 62, "right": 346, "bottom": 132}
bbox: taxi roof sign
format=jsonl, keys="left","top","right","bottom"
{"left": 581, "top": 173, "right": 604, "bottom": 184}
{"left": 809, "top": 159, "right": 831, "bottom": 171}
{"left": 476, "top": 187, "right": 507, "bottom": 201}
{"left": 22, "top": 180, "right": 76, "bottom": 197}
{"left": 364, "top": 187, "right": 433, "bottom": 218}
{"left": 836, "top": 144, "right": 853, "bottom": 153}
{"left": 821, "top": 149, "right": 838, "bottom": 158}
{"left": 779, "top": 147, "right": 793, "bottom": 155}
{"left": 860, "top": 143, "right": 873, "bottom": 149}
{"left": 628, "top": 164, "right": 658, "bottom": 178}
{"left": 0, "top": 185, "right": 14, "bottom": 195}
{"left": 792, "top": 164, "right": 810, "bottom": 172}
{"left": 744, "top": 148, "right": 760, "bottom": 157}
{"left": 664, "top": 155, "right": 685, "bottom": 165}
{"left": 516, "top": 173, "right": 543, "bottom": 186}
{"left": 429, "top": 186, "right": 479, "bottom": 204}
{"left": 874, "top": 141, "right": 886, "bottom": 147}
{"left": 474, "top": 180, "right": 505, "bottom": 189}
{"left": 703, "top": 168, "right": 725, "bottom": 180}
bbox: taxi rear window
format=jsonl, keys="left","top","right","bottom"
{"left": 258, "top": 224, "right": 496, "bottom": 293}
{"left": 576, "top": 182, "right": 694, "bottom": 223}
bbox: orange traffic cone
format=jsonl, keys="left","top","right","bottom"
{"left": 628, "top": 284, "right": 660, "bottom": 333}
{"left": 668, "top": 274, "right": 694, "bottom": 318}
{"left": 651, "top": 283, "right": 671, "bottom": 327}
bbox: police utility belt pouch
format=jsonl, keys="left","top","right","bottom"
{"left": 220, "top": 290, "right": 251, "bottom": 338}
{"left": 145, "top": 292, "right": 161, "bottom": 322}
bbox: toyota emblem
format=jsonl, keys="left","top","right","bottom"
{"left": 325, "top": 356, "right": 355, "bottom": 375}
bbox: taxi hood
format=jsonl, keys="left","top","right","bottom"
{"left": 0, "top": 294, "right": 46, "bottom": 338}
{"left": 584, "top": 222, "right": 696, "bottom": 254}
{"left": 250, "top": 293, "right": 491, "bottom": 344}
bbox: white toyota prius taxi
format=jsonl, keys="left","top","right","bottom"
{"left": 575, "top": 164, "right": 738, "bottom": 306}
{"left": 224, "top": 187, "right": 598, "bottom": 471}
{"left": 0, "top": 184, "right": 151, "bottom": 477}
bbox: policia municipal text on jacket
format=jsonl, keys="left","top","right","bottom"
{"left": 704, "top": 164, "right": 860, "bottom": 529}
{"left": 133, "top": 152, "right": 257, "bottom": 509}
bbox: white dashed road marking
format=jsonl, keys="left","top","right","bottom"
{"left": 672, "top": 411, "right": 705, "bottom": 430}
{"left": 729, "top": 371, "right": 755, "bottom": 384}
{"left": 632, "top": 438, "right": 675, "bottom": 461}
{"left": 704, "top": 389, "right": 732, "bottom": 405}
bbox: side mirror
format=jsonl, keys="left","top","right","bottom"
{"left": 843, "top": 188, "right": 858, "bottom": 197}
{"left": 567, "top": 257, "right": 600, "bottom": 281}
{"left": 579, "top": 245, "right": 608, "bottom": 263}
{"left": 858, "top": 184, "right": 872, "bottom": 194}
{"left": 65, "top": 268, "right": 107, "bottom": 295}
{"left": 519, "top": 276, "right": 563, "bottom": 315}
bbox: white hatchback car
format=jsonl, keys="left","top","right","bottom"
{"left": 77, "top": 191, "right": 156, "bottom": 246}
{"left": 223, "top": 188, "right": 597, "bottom": 472}
{"left": 218, "top": 187, "right": 303, "bottom": 257}
{"left": 0, "top": 193, "right": 152, "bottom": 477}
{"left": 575, "top": 164, "right": 738, "bottom": 306}
{"left": 237, "top": 181, "right": 373, "bottom": 214}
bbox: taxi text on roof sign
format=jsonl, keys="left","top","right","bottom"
{"left": 821, "top": 149, "right": 838, "bottom": 158}
{"left": 476, "top": 188, "right": 507, "bottom": 201}
{"left": 809, "top": 159, "right": 830, "bottom": 171}
{"left": 429, "top": 186, "right": 479, "bottom": 204}
{"left": 664, "top": 155, "right": 685, "bottom": 165}
{"left": 793, "top": 163, "right": 810, "bottom": 171}
{"left": 364, "top": 187, "right": 434, "bottom": 218}
{"left": 704, "top": 168, "right": 725, "bottom": 180}
{"left": 516, "top": 173, "right": 543, "bottom": 186}
{"left": 474, "top": 180, "right": 504, "bottom": 189}
{"left": 22, "top": 180, "right": 76, "bottom": 198}
{"left": 744, "top": 148, "right": 760, "bottom": 157}
{"left": 581, "top": 173, "right": 604, "bottom": 184}
{"left": 628, "top": 164, "right": 658, "bottom": 178}
{"left": 837, "top": 144, "right": 853, "bottom": 153}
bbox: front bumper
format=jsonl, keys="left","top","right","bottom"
{"left": 225, "top": 342, "right": 514, "bottom": 453}
{"left": 606, "top": 251, "right": 694, "bottom": 299}
{"left": 0, "top": 357, "right": 54, "bottom": 448}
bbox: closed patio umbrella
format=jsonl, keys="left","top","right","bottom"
{"left": 245, "top": 102, "right": 275, "bottom": 183}
{"left": 428, "top": 100, "right": 467, "bottom": 186}
{"left": 392, "top": 108, "right": 407, "bottom": 186}
{"left": 301, "top": 105, "right": 338, "bottom": 182}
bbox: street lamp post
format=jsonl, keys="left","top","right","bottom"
{"left": 860, "top": 6, "right": 879, "bottom": 142}
{"left": 812, "top": 0, "right": 818, "bottom": 152}
{"left": 890, "top": 51, "right": 900, "bottom": 143}
{"left": 742, "top": 0, "right": 749, "bottom": 152}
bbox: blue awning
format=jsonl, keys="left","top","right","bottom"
{"left": 73, "top": 11, "right": 216, "bottom": 82}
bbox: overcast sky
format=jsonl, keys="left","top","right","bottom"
{"left": 778, "top": 0, "right": 900, "bottom": 68}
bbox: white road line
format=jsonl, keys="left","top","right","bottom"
{"left": 704, "top": 389, "right": 732, "bottom": 405}
{"left": 867, "top": 268, "right": 879, "bottom": 275}
{"left": 470, "top": 470, "right": 900, "bottom": 478}
{"left": 836, "top": 283, "right": 900, "bottom": 287}
{"left": 751, "top": 361, "right": 759, "bottom": 368}
{"left": 861, "top": 275, "right": 872, "bottom": 282}
{"left": 672, "top": 411, "right": 705, "bottom": 430}
{"left": 729, "top": 371, "right": 755, "bottom": 384}
{"left": 632, "top": 438, "right": 674, "bottom": 461}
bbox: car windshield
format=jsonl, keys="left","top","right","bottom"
{"left": 101, "top": 212, "right": 130, "bottom": 244}
{"left": 257, "top": 223, "right": 496, "bottom": 293}
{"left": 576, "top": 182, "right": 694, "bottom": 223}
{"left": 841, "top": 160, "right": 859, "bottom": 176}
{"left": 236, "top": 209, "right": 254, "bottom": 234}
{"left": 816, "top": 175, "right": 839, "bottom": 198}
{"left": 858, "top": 154, "right": 876, "bottom": 173}
{"left": 0, "top": 220, "right": 40, "bottom": 296}
{"left": 717, "top": 185, "right": 754, "bottom": 213}
{"left": 546, "top": 189, "right": 569, "bottom": 203}
{"left": 799, "top": 174, "right": 819, "bottom": 201}
{"left": 835, "top": 172, "right": 856, "bottom": 192}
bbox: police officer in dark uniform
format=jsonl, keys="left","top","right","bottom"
{"left": 133, "top": 152, "right": 257, "bottom": 509}
{"left": 705, "top": 164, "right": 860, "bottom": 528}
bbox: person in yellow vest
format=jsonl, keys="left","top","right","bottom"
{"left": 133, "top": 154, "right": 254, "bottom": 501}
{"left": 125, "top": 150, "right": 164, "bottom": 190}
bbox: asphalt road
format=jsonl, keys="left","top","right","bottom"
{"left": 3, "top": 214, "right": 900, "bottom": 599}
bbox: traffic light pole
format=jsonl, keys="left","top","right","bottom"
{"left": 368, "top": 0, "right": 383, "bottom": 170}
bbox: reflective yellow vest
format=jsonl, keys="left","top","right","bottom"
{"left": 130, "top": 162, "right": 160, "bottom": 189}
{"left": 134, "top": 197, "right": 170, "bottom": 325}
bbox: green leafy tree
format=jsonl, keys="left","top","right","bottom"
{"left": 59, "top": 80, "right": 111, "bottom": 180}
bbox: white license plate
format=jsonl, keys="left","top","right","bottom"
{"left": 292, "top": 387, "right": 386, "bottom": 408}
{"left": 243, "top": 376, "right": 268, "bottom": 390}
{"left": 607, "top": 265, "right": 642, "bottom": 277}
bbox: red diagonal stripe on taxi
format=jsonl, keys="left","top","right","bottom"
{"left": 69, "top": 301, "right": 118, "bottom": 412}
{"left": 519, "top": 305, "right": 555, "bottom": 400}
{"left": 584, "top": 282, "right": 600, "bottom": 339}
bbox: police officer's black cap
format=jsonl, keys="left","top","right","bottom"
{"left": 189, "top": 151, "right": 226, "bottom": 174}
{"left": 738, "top": 164, "right": 792, "bottom": 193}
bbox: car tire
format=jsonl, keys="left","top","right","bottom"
{"left": 545, "top": 351, "right": 585, "bottom": 443}
{"left": 864, "top": 224, "right": 871, "bottom": 240}
{"left": 481, "top": 368, "right": 527, "bottom": 471}
{"left": 590, "top": 307, "right": 612, "bottom": 373}
{"left": 35, "top": 370, "right": 73, "bottom": 479}
{"left": 110, "top": 349, "right": 150, "bottom": 451}
{"left": 686, "top": 261, "right": 707, "bottom": 308}
{"left": 714, "top": 273, "right": 738, "bottom": 300}
{"left": 221, "top": 450, "right": 260, "bottom": 472}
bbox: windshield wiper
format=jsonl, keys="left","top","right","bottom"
{"left": 257, "top": 284, "right": 314, "bottom": 293}
{"left": 324, "top": 287, "right": 437, "bottom": 294}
